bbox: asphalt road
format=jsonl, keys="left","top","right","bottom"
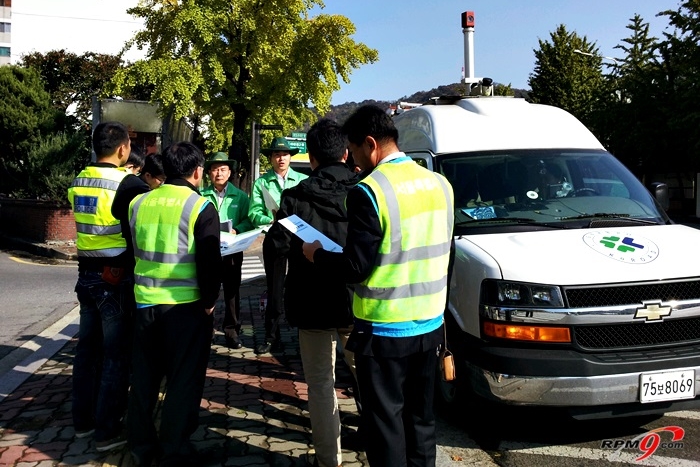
{"left": 0, "top": 247, "right": 77, "bottom": 373}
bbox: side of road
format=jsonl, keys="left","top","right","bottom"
{"left": 0, "top": 272, "right": 367, "bottom": 467}
{"left": 0, "top": 234, "right": 78, "bottom": 261}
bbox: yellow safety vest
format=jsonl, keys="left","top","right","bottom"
{"left": 67, "top": 166, "right": 129, "bottom": 258}
{"left": 129, "top": 184, "right": 208, "bottom": 305}
{"left": 353, "top": 159, "right": 454, "bottom": 323}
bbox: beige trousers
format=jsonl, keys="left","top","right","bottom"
{"left": 298, "top": 328, "right": 356, "bottom": 467}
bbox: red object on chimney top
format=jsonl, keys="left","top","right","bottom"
{"left": 461, "top": 11, "right": 475, "bottom": 28}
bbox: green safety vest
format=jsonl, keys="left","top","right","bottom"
{"left": 67, "top": 166, "right": 129, "bottom": 258}
{"left": 129, "top": 184, "right": 209, "bottom": 305}
{"left": 353, "top": 160, "right": 454, "bottom": 323}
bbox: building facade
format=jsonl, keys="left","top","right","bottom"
{"left": 0, "top": 0, "right": 10, "bottom": 65}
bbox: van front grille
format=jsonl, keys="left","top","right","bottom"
{"left": 565, "top": 280, "right": 700, "bottom": 308}
{"left": 574, "top": 318, "right": 700, "bottom": 350}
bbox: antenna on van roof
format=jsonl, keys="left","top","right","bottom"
{"left": 461, "top": 11, "right": 493, "bottom": 97}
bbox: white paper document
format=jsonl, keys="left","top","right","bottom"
{"left": 220, "top": 227, "right": 265, "bottom": 256}
{"left": 278, "top": 215, "right": 343, "bottom": 253}
{"left": 261, "top": 185, "right": 279, "bottom": 212}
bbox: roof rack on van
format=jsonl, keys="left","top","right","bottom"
{"left": 425, "top": 95, "right": 465, "bottom": 105}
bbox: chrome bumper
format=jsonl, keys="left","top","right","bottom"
{"left": 467, "top": 362, "right": 700, "bottom": 406}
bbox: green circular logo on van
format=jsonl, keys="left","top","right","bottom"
{"left": 583, "top": 230, "right": 659, "bottom": 264}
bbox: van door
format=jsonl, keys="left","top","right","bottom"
{"left": 406, "top": 152, "right": 434, "bottom": 171}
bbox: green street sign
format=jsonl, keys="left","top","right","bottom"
{"left": 291, "top": 132, "right": 307, "bottom": 139}
{"left": 287, "top": 140, "right": 307, "bottom": 153}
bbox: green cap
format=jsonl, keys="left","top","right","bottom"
{"left": 204, "top": 152, "right": 238, "bottom": 171}
{"left": 261, "top": 137, "right": 300, "bottom": 156}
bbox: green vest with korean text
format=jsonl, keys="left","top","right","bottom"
{"left": 129, "top": 184, "right": 209, "bottom": 305}
{"left": 67, "top": 166, "right": 129, "bottom": 258}
{"left": 353, "top": 159, "right": 454, "bottom": 323}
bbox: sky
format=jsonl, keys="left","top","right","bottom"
{"left": 11, "top": 0, "right": 684, "bottom": 105}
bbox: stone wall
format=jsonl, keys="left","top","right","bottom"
{"left": 0, "top": 199, "right": 76, "bottom": 243}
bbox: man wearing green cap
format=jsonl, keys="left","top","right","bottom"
{"left": 202, "top": 152, "right": 254, "bottom": 349}
{"left": 249, "top": 137, "right": 308, "bottom": 354}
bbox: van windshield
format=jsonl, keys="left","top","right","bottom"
{"left": 436, "top": 149, "right": 668, "bottom": 232}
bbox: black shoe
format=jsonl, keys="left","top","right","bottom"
{"left": 255, "top": 341, "right": 273, "bottom": 354}
{"left": 225, "top": 336, "right": 242, "bottom": 349}
{"left": 255, "top": 340, "right": 282, "bottom": 354}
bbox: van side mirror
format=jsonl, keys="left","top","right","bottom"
{"left": 648, "top": 182, "right": 670, "bottom": 211}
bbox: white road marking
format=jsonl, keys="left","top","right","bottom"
{"left": 0, "top": 306, "right": 79, "bottom": 403}
{"left": 242, "top": 255, "right": 265, "bottom": 282}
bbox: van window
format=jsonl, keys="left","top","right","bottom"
{"left": 436, "top": 149, "right": 666, "bottom": 232}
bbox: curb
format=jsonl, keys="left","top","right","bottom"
{"left": 0, "top": 234, "right": 78, "bottom": 261}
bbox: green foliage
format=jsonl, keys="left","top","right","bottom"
{"left": 656, "top": 1, "right": 700, "bottom": 173}
{"left": 493, "top": 83, "right": 515, "bottom": 96}
{"left": 21, "top": 50, "right": 127, "bottom": 130}
{"left": 596, "top": 14, "right": 664, "bottom": 174}
{"left": 110, "top": 0, "right": 378, "bottom": 179}
{"left": 0, "top": 65, "right": 89, "bottom": 202}
{"left": 25, "top": 132, "right": 91, "bottom": 202}
{"left": 528, "top": 25, "right": 604, "bottom": 128}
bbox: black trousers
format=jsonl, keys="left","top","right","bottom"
{"left": 262, "top": 245, "right": 286, "bottom": 342}
{"left": 221, "top": 252, "right": 244, "bottom": 334}
{"left": 350, "top": 326, "right": 442, "bottom": 467}
{"left": 128, "top": 302, "right": 213, "bottom": 464}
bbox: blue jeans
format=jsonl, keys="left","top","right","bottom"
{"left": 71, "top": 269, "right": 133, "bottom": 442}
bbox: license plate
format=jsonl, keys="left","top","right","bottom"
{"left": 640, "top": 369, "right": 695, "bottom": 403}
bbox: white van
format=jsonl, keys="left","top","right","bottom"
{"left": 393, "top": 95, "right": 700, "bottom": 419}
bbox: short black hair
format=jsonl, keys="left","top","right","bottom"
{"left": 161, "top": 142, "right": 204, "bottom": 179}
{"left": 341, "top": 105, "right": 398, "bottom": 146}
{"left": 92, "top": 121, "right": 130, "bottom": 158}
{"left": 141, "top": 153, "right": 164, "bottom": 179}
{"left": 126, "top": 146, "right": 145, "bottom": 169}
{"left": 306, "top": 118, "right": 347, "bottom": 166}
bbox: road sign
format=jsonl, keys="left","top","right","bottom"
{"left": 287, "top": 139, "right": 306, "bottom": 153}
{"left": 291, "top": 132, "right": 307, "bottom": 139}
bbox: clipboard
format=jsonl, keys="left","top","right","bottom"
{"left": 278, "top": 215, "right": 343, "bottom": 253}
{"left": 261, "top": 185, "right": 279, "bottom": 212}
{"left": 220, "top": 227, "right": 265, "bottom": 256}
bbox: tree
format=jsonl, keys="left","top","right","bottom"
{"left": 599, "top": 14, "right": 664, "bottom": 175}
{"left": 110, "top": 0, "right": 378, "bottom": 187}
{"left": 528, "top": 25, "right": 604, "bottom": 129}
{"left": 0, "top": 65, "right": 89, "bottom": 201}
{"left": 657, "top": 1, "right": 700, "bottom": 174}
{"left": 21, "top": 50, "right": 127, "bottom": 131}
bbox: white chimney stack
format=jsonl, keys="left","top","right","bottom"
{"left": 462, "top": 11, "right": 476, "bottom": 80}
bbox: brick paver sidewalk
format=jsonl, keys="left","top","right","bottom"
{"left": 0, "top": 276, "right": 366, "bottom": 467}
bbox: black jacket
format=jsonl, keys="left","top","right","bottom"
{"left": 263, "top": 162, "right": 360, "bottom": 329}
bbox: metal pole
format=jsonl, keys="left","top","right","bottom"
{"left": 249, "top": 122, "right": 257, "bottom": 195}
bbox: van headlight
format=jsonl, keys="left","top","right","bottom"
{"left": 482, "top": 280, "right": 564, "bottom": 308}
{"left": 481, "top": 280, "right": 570, "bottom": 343}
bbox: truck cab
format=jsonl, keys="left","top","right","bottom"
{"left": 393, "top": 95, "right": 700, "bottom": 419}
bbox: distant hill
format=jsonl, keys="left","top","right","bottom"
{"left": 322, "top": 82, "right": 530, "bottom": 123}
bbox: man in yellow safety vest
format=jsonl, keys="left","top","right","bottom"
{"left": 303, "top": 105, "right": 454, "bottom": 467}
{"left": 127, "top": 141, "right": 223, "bottom": 466}
{"left": 67, "top": 121, "right": 134, "bottom": 452}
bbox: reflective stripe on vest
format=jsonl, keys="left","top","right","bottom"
{"left": 129, "top": 185, "right": 207, "bottom": 305}
{"left": 353, "top": 160, "right": 454, "bottom": 323}
{"left": 67, "top": 166, "right": 128, "bottom": 257}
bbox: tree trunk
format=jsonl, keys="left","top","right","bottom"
{"left": 230, "top": 103, "right": 251, "bottom": 193}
